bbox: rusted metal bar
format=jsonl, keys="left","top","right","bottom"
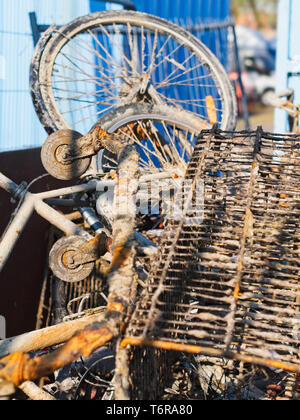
{"left": 0, "top": 311, "right": 106, "bottom": 358}
{"left": 0, "top": 324, "right": 114, "bottom": 386}
{"left": 121, "top": 338, "right": 300, "bottom": 374}
{"left": 224, "top": 128, "right": 261, "bottom": 350}
{"left": 114, "top": 339, "right": 131, "bottom": 400}
{"left": 108, "top": 145, "right": 139, "bottom": 400}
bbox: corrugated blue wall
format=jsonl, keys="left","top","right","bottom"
{"left": 0, "top": 0, "right": 104, "bottom": 152}
{"left": 133, "top": 0, "right": 230, "bottom": 21}
{"left": 90, "top": 0, "right": 230, "bottom": 22}
{"left": 118, "top": 0, "right": 231, "bottom": 70}
{"left": 0, "top": 0, "right": 230, "bottom": 152}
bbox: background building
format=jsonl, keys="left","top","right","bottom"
{"left": 274, "top": 0, "right": 300, "bottom": 132}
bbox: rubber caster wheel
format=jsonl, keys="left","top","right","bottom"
{"left": 41, "top": 129, "right": 91, "bottom": 180}
{"left": 49, "top": 236, "right": 95, "bottom": 283}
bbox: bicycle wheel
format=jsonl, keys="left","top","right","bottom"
{"left": 89, "top": 103, "right": 205, "bottom": 241}
{"left": 32, "top": 10, "right": 237, "bottom": 135}
{"left": 91, "top": 103, "right": 207, "bottom": 175}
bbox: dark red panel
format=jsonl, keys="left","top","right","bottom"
{"left": 0, "top": 148, "right": 69, "bottom": 337}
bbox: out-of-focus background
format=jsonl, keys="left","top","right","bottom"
{"left": 0, "top": 0, "right": 298, "bottom": 337}
{"left": 232, "top": 0, "right": 278, "bottom": 131}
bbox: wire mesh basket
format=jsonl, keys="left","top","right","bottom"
{"left": 124, "top": 127, "right": 300, "bottom": 377}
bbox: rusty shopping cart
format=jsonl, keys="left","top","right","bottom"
{"left": 123, "top": 127, "right": 300, "bottom": 398}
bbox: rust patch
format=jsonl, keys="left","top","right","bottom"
{"left": 0, "top": 352, "right": 29, "bottom": 386}
{"left": 120, "top": 338, "right": 300, "bottom": 373}
{"left": 206, "top": 95, "right": 217, "bottom": 125}
{"left": 111, "top": 246, "right": 131, "bottom": 269}
{"left": 106, "top": 301, "right": 125, "bottom": 314}
{"left": 0, "top": 327, "right": 114, "bottom": 386}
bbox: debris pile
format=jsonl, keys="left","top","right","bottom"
{"left": 0, "top": 9, "right": 299, "bottom": 400}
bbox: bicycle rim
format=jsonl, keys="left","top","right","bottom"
{"left": 93, "top": 103, "right": 206, "bottom": 174}
{"left": 34, "top": 11, "right": 237, "bottom": 134}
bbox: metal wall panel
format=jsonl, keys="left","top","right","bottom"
{"left": 0, "top": 147, "right": 70, "bottom": 337}
{"left": 130, "top": 0, "right": 231, "bottom": 69}
{"left": 131, "top": 0, "right": 230, "bottom": 22}
{"left": 275, "top": 0, "right": 300, "bottom": 132}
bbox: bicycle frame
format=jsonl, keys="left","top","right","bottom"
{"left": 0, "top": 170, "right": 174, "bottom": 273}
{"left": 0, "top": 172, "right": 98, "bottom": 272}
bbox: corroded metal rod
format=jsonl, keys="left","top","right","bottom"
{"left": 121, "top": 338, "right": 300, "bottom": 374}
{"left": 0, "top": 311, "right": 106, "bottom": 358}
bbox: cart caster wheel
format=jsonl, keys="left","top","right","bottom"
{"left": 49, "top": 236, "right": 95, "bottom": 283}
{"left": 41, "top": 129, "right": 91, "bottom": 180}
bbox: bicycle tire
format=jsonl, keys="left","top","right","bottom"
{"left": 32, "top": 10, "right": 237, "bottom": 134}
{"left": 91, "top": 103, "right": 208, "bottom": 174}
{"left": 93, "top": 104, "right": 205, "bottom": 273}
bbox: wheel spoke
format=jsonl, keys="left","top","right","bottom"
{"left": 35, "top": 11, "right": 236, "bottom": 132}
